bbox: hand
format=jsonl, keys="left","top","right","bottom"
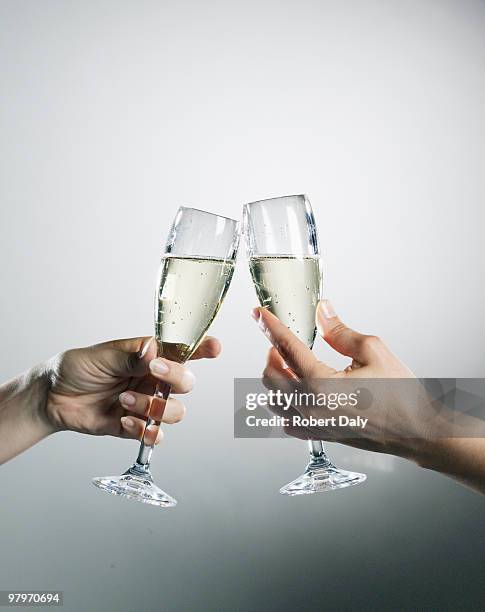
{"left": 44, "top": 336, "right": 221, "bottom": 446}
{"left": 254, "top": 301, "right": 485, "bottom": 495}
{"left": 254, "top": 300, "right": 419, "bottom": 456}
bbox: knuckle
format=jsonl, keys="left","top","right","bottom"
{"left": 361, "top": 335, "right": 382, "bottom": 351}
{"left": 324, "top": 322, "right": 347, "bottom": 341}
{"left": 141, "top": 394, "right": 151, "bottom": 412}
{"left": 274, "top": 335, "right": 293, "bottom": 357}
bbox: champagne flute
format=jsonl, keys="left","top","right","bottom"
{"left": 92, "top": 207, "right": 240, "bottom": 507}
{"left": 243, "top": 194, "right": 366, "bottom": 495}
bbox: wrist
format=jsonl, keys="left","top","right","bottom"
{"left": 22, "top": 363, "right": 57, "bottom": 438}
{"left": 386, "top": 436, "right": 436, "bottom": 469}
{"left": 396, "top": 436, "right": 453, "bottom": 474}
{"left": 0, "top": 362, "right": 56, "bottom": 464}
{"left": 405, "top": 438, "right": 439, "bottom": 470}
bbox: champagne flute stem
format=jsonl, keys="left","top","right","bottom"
{"left": 135, "top": 382, "right": 172, "bottom": 470}
{"left": 308, "top": 439, "right": 331, "bottom": 467}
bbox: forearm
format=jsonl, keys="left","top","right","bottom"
{"left": 413, "top": 438, "right": 485, "bottom": 494}
{"left": 388, "top": 392, "right": 485, "bottom": 495}
{"left": 0, "top": 364, "right": 55, "bottom": 464}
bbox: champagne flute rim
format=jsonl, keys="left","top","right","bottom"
{"left": 248, "top": 252, "right": 321, "bottom": 258}
{"left": 161, "top": 252, "right": 238, "bottom": 262}
{"left": 178, "top": 205, "right": 239, "bottom": 224}
{"left": 244, "top": 193, "right": 308, "bottom": 208}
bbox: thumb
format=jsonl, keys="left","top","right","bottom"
{"left": 94, "top": 336, "right": 158, "bottom": 378}
{"left": 316, "top": 300, "right": 375, "bottom": 364}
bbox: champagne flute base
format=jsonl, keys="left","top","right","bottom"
{"left": 280, "top": 462, "right": 366, "bottom": 496}
{"left": 92, "top": 464, "right": 177, "bottom": 507}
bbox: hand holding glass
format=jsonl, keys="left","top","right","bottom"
{"left": 244, "top": 194, "right": 366, "bottom": 495}
{"left": 92, "top": 207, "right": 240, "bottom": 507}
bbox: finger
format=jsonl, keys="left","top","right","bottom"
{"left": 252, "top": 307, "right": 334, "bottom": 379}
{"left": 149, "top": 358, "right": 196, "bottom": 393}
{"left": 266, "top": 398, "right": 301, "bottom": 420}
{"left": 316, "top": 300, "right": 384, "bottom": 365}
{"left": 129, "top": 374, "right": 181, "bottom": 397}
{"left": 267, "top": 347, "right": 299, "bottom": 380}
{"left": 190, "top": 336, "right": 222, "bottom": 360}
{"left": 129, "top": 376, "right": 157, "bottom": 396}
{"left": 283, "top": 424, "right": 310, "bottom": 441}
{"left": 120, "top": 417, "right": 163, "bottom": 445}
{"left": 142, "top": 422, "right": 162, "bottom": 446}
{"left": 119, "top": 391, "right": 185, "bottom": 424}
{"left": 263, "top": 351, "right": 300, "bottom": 395}
{"left": 262, "top": 368, "right": 297, "bottom": 395}
{"left": 283, "top": 424, "right": 320, "bottom": 441}
{"left": 94, "top": 336, "right": 158, "bottom": 378}
{"left": 283, "top": 422, "right": 342, "bottom": 442}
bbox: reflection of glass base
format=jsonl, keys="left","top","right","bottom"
{"left": 92, "top": 464, "right": 177, "bottom": 508}
{"left": 280, "top": 462, "right": 366, "bottom": 496}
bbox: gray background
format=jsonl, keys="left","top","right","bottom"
{"left": 1, "top": 0, "right": 484, "bottom": 610}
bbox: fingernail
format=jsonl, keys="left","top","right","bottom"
{"left": 252, "top": 307, "right": 271, "bottom": 338}
{"left": 121, "top": 416, "right": 135, "bottom": 429}
{"left": 149, "top": 359, "right": 169, "bottom": 375}
{"left": 139, "top": 337, "right": 154, "bottom": 359}
{"left": 319, "top": 299, "right": 336, "bottom": 319}
{"left": 119, "top": 392, "right": 136, "bottom": 407}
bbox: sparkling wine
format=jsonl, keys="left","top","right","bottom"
{"left": 155, "top": 256, "right": 235, "bottom": 362}
{"left": 249, "top": 255, "right": 321, "bottom": 347}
